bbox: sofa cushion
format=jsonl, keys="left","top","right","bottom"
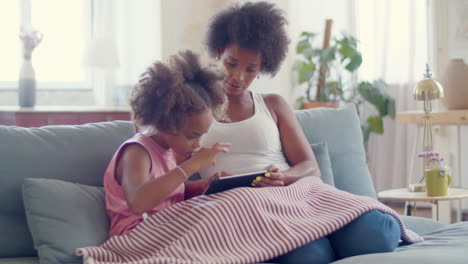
{"left": 0, "top": 257, "right": 39, "bottom": 264}
{"left": 0, "top": 121, "right": 135, "bottom": 258}
{"left": 332, "top": 221, "right": 468, "bottom": 264}
{"left": 311, "top": 142, "right": 334, "bottom": 186}
{"left": 398, "top": 215, "right": 445, "bottom": 235}
{"left": 22, "top": 178, "right": 109, "bottom": 264}
{"left": 0, "top": 216, "right": 35, "bottom": 257}
{"left": 295, "top": 104, "right": 376, "bottom": 198}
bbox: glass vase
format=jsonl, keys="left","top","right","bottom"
{"left": 18, "top": 58, "right": 36, "bottom": 108}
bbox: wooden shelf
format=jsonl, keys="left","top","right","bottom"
{"left": 396, "top": 109, "right": 468, "bottom": 125}
{"left": 0, "top": 106, "right": 132, "bottom": 127}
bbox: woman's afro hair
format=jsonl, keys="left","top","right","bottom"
{"left": 205, "top": 1, "right": 290, "bottom": 76}
{"left": 130, "top": 50, "right": 226, "bottom": 133}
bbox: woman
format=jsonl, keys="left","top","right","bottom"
{"left": 200, "top": 2, "right": 401, "bottom": 263}
{"left": 200, "top": 1, "right": 319, "bottom": 187}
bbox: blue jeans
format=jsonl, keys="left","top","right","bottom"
{"left": 272, "top": 210, "right": 401, "bottom": 264}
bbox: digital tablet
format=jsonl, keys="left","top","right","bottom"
{"left": 203, "top": 170, "right": 268, "bottom": 195}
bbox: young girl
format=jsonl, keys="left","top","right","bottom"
{"left": 103, "top": 50, "right": 230, "bottom": 237}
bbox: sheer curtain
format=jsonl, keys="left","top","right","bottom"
{"left": 86, "top": 0, "right": 162, "bottom": 108}
{"left": 355, "top": 0, "right": 429, "bottom": 192}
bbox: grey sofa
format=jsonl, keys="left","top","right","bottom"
{"left": 1, "top": 105, "right": 468, "bottom": 264}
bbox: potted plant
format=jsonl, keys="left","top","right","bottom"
{"left": 293, "top": 27, "right": 396, "bottom": 145}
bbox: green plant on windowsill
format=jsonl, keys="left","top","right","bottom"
{"left": 293, "top": 31, "right": 396, "bottom": 145}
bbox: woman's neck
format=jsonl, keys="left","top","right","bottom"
{"left": 227, "top": 90, "right": 252, "bottom": 105}
{"left": 225, "top": 91, "right": 255, "bottom": 122}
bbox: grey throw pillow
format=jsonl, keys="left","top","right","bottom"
{"left": 22, "top": 178, "right": 109, "bottom": 264}
{"left": 296, "top": 104, "right": 376, "bottom": 198}
{"left": 311, "top": 142, "right": 335, "bottom": 186}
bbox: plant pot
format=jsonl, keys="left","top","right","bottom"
{"left": 302, "top": 101, "right": 339, "bottom": 109}
{"left": 441, "top": 58, "right": 468, "bottom": 110}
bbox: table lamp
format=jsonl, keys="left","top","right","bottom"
{"left": 413, "top": 64, "right": 444, "bottom": 153}
{"left": 409, "top": 64, "right": 444, "bottom": 193}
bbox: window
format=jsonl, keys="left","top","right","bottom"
{"left": 0, "top": 1, "right": 21, "bottom": 88}
{"left": 0, "top": 0, "right": 91, "bottom": 90}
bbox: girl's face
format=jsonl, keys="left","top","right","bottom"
{"left": 160, "top": 109, "right": 213, "bottom": 159}
{"left": 217, "top": 43, "right": 262, "bottom": 97}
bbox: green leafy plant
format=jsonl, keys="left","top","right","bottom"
{"left": 293, "top": 31, "right": 396, "bottom": 144}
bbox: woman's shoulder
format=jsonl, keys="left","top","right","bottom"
{"left": 261, "top": 93, "right": 291, "bottom": 112}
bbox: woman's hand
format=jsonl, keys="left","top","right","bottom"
{"left": 251, "top": 165, "right": 286, "bottom": 187}
{"left": 187, "top": 142, "right": 231, "bottom": 172}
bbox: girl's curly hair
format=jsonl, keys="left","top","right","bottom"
{"left": 205, "top": 1, "right": 289, "bottom": 76}
{"left": 130, "top": 50, "right": 226, "bottom": 133}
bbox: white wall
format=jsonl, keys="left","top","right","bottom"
{"left": 160, "top": 0, "right": 231, "bottom": 59}
{"left": 157, "top": 0, "right": 355, "bottom": 104}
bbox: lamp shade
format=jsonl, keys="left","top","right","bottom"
{"left": 413, "top": 65, "right": 444, "bottom": 101}
{"left": 413, "top": 78, "right": 444, "bottom": 101}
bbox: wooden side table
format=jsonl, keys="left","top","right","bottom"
{"left": 397, "top": 110, "right": 468, "bottom": 222}
{"left": 378, "top": 188, "right": 468, "bottom": 222}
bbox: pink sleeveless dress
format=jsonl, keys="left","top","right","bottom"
{"left": 103, "top": 133, "right": 185, "bottom": 237}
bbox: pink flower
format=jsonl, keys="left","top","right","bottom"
{"left": 418, "top": 151, "right": 445, "bottom": 168}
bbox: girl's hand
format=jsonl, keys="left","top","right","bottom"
{"left": 251, "top": 165, "right": 286, "bottom": 187}
{"left": 201, "top": 171, "right": 231, "bottom": 192}
{"left": 188, "top": 142, "right": 231, "bottom": 172}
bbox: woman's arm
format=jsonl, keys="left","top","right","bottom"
{"left": 261, "top": 94, "right": 321, "bottom": 185}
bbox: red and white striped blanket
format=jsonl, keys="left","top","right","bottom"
{"left": 76, "top": 177, "right": 423, "bottom": 264}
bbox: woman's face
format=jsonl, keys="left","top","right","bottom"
{"left": 217, "top": 43, "right": 262, "bottom": 97}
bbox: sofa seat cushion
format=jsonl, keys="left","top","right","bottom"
{"left": 0, "top": 216, "right": 36, "bottom": 257}
{"left": 399, "top": 215, "right": 445, "bottom": 235}
{"left": 22, "top": 179, "right": 109, "bottom": 264}
{"left": 332, "top": 221, "right": 468, "bottom": 264}
{"left": 0, "top": 257, "right": 38, "bottom": 264}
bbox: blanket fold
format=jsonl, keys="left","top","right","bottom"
{"left": 77, "top": 177, "right": 423, "bottom": 264}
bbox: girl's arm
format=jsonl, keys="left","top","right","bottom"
{"left": 184, "top": 180, "right": 204, "bottom": 200}
{"left": 259, "top": 94, "right": 320, "bottom": 186}
{"left": 117, "top": 144, "right": 192, "bottom": 215}
{"left": 118, "top": 142, "right": 230, "bottom": 214}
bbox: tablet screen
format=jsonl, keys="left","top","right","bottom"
{"left": 203, "top": 171, "right": 267, "bottom": 195}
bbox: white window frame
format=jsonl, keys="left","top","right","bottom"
{"left": 0, "top": 0, "right": 93, "bottom": 91}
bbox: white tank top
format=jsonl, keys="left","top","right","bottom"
{"left": 199, "top": 92, "right": 290, "bottom": 179}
